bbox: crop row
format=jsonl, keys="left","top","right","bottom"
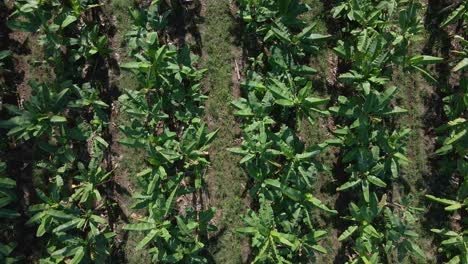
{"left": 0, "top": 40, "right": 20, "bottom": 263}
{"left": 425, "top": 3, "right": 467, "bottom": 263}
{"left": 329, "top": 1, "right": 443, "bottom": 263}
{"left": 1, "top": 1, "right": 114, "bottom": 263}
{"left": 232, "top": 0, "right": 336, "bottom": 262}
{"left": 117, "top": 1, "right": 218, "bottom": 263}
{"left": 0, "top": 1, "right": 220, "bottom": 262}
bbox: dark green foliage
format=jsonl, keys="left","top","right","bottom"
{"left": 118, "top": 1, "right": 218, "bottom": 262}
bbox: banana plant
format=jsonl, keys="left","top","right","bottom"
{"left": 228, "top": 121, "right": 275, "bottom": 184}
{"left": 332, "top": 0, "right": 396, "bottom": 28}
{"left": 118, "top": 89, "right": 169, "bottom": 148}
{"left": 34, "top": 209, "right": 114, "bottom": 264}
{"left": 0, "top": 161, "right": 22, "bottom": 264}
{"left": 239, "top": 195, "right": 328, "bottom": 263}
{"left": 229, "top": 123, "right": 336, "bottom": 211}
{"left": 431, "top": 229, "right": 467, "bottom": 264}
{"left": 8, "top": 0, "right": 75, "bottom": 68}
{"left": 126, "top": 2, "right": 170, "bottom": 55}
{"left": 434, "top": 116, "right": 467, "bottom": 160}
{"left": 0, "top": 243, "right": 22, "bottom": 264}
{"left": 0, "top": 50, "right": 10, "bottom": 74}
{"left": 231, "top": 88, "right": 275, "bottom": 124}
{"left": 124, "top": 161, "right": 215, "bottom": 262}
{"left": 0, "top": 162, "right": 19, "bottom": 220}
{"left": 69, "top": 82, "right": 109, "bottom": 130}
{"left": 180, "top": 122, "right": 219, "bottom": 188}
{"left": 0, "top": 80, "right": 108, "bottom": 144}
{"left": 334, "top": 1, "right": 442, "bottom": 84}
{"left": 235, "top": 76, "right": 329, "bottom": 127}
{"left": 238, "top": 0, "right": 329, "bottom": 77}
{"left": 238, "top": 0, "right": 310, "bottom": 32}
{"left": 69, "top": 25, "right": 110, "bottom": 61}
{"left": 119, "top": 1, "right": 218, "bottom": 262}
{"left": 338, "top": 193, "right": 425, "bottom": 263}
{"left": 234, "top": 0, "right": 338, "bottom": 261}
{"left": 444, "top": 31, "right": 468, "bottom": 73}
{"left": 27, "top": 158, "right": 114, "bottom": 264}
{"left": 334, "top": 28, "right": 391, "bottom": 87}
{"left": 70, "top": 0, "right": 102, "bottom": 16}
{"left": 121, "top": 43, "right": 207, "bottom": 124}
{"left": 440, "top": 1, "right": 467, "bottom": 28}
{"left": 382, "top": 205, "right": 426, "bottom": 262}
{"left": 335, "top": 28, "right": 442, "bottom": 87}
{"left": 338, "top": 194, "right": 385, "bottom": 264}
{"left": 266, "top": 79, "right": 329, "bottom": 124}
{"left": 327, "top": 87, "right": 410, "bottom": 202}
{"left": 236, "top": 0, "right": 328, "bottom": 76}
{"left": 425, "top": 7, "right": 467, "bottom": 263}
{"left": 0, "top": 81, "right": 70, "bottom": 141}
{"left": 39, "top": 211, "right": 114, "bottom": 264}
{"left": 124, "top": 206, "right": 215, "bottom": 263}
{"left": 69, "top": 156, "right": 111, "bottom": 207}
{"left": 332, "top": 0, "right": 422, "bottom": 36}
{"left": 7, "top": 0, "right": 60, "bottom": 33}
{"left": 8, "top": 0, "right": 101, "bottom": 35}
{"left": 9, "top": 0, "right": 106, "bottom": 80}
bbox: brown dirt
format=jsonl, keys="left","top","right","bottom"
{"left": 232, "top": 59, "right": 242, "bottom": 99}
{"left": 326, "top": 52, "right": 339, "bottom": 87}
{"left": 9, "top": 32, "right": 32, "bottom": 106}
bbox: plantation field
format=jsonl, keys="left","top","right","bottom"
{"left": 0, "top": 0, "right": 466, "bottom": 263}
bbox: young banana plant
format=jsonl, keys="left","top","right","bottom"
{"left": 238, "top": 0, "right": 310, "bottom": 32}
{"left": 0, "top": 161, "right": 22, "bottom": 263}
{"left": 425, "top": 6, "right": 467, "bottom": 263}
{"left": 27, "top": 153, "right": 114, "bottom": 264}
{"left": 70, "top": 24, "right": 110, "bottom": 61}
{"left": 8, "top": 0, "right": 107, "bottom": 81}
{"left": 238, "top": 0, "right": 329, "bottom": 78}
{"left": 239, "top": 195, "right": 328, "bottom": 263}
{"left": 0, "top": 81, "right": 70, "bottom": 141}
{"left": 124, "top": 204, "right": 216, "bottom": 263}
{"left": 123, "top": 136, "right": 216, "bottom": 262}
{"left": 69, "top": 83, "right": 110, "bottom": 130}
{"left": 0, "top": 242, "right": 22, "bottom": 264}
{"left": 327, "top": 87, "right": 410, "bottom": 202}
{"left": 119, "top": 1, "right": 218, "bottom": 261}
{"left": 430, "top": 228, "right": 468, "bottom": 264}
{"left": 180, "top": 122, "right": 219, "bottom": 188}
{"left": 334, "top": 1, "right": 442, "bottom": 85}
{"left": 121, "top": 43, "right": 207, "bottom": 124}
{"left": 8, "top": 0, "right": 72, "bottom": 67}
{"left": 126, "top": 2, "right": 170, "bottom": 54}
{"left": 0, "top": 161, "right": 19, "bottom": 220}
{"left": 339, "top": 193, "right": 425, "bottom": 263}
{"left": 332, "top": 0, "right": 396, "bottom": 29}
{"left": 440, "top": 1, "right": 467, "bottom": 29}
{"left": 70, "top": 156, "right": 111, "bottom": 207}
{"left": 0, "top": 50, "right": 10, "bottom": 75}
{"left": 234, "top": 0, "right": 338, "bottom": 261}
{"left": 338, "top": 194, "right": 386, "bottom": 264}
{"left": 266, "top": 79, "right": 329, "bottom": 125}
{"left": 330, "top": 0, "right": 442, "bottom": 261}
